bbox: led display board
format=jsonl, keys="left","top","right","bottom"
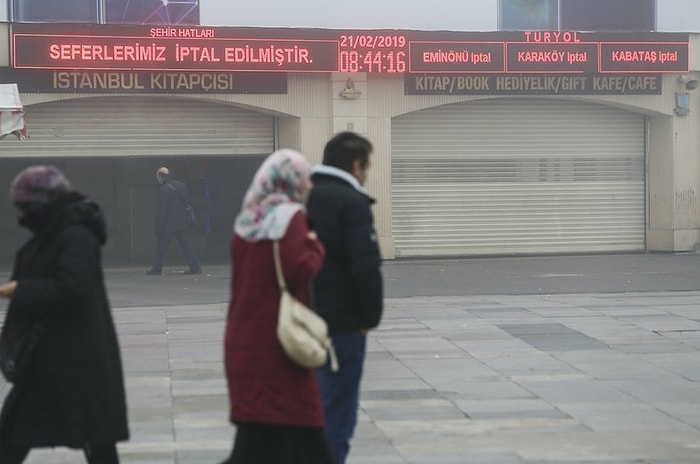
{"left": 11, "top": 24, "right": 690, "bottom": 75}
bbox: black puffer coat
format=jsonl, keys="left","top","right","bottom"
{"left": 307, "top": 168, "right": 383, "bottom": 335}
{"left": 0, "top": 195, "right": 129, "bottom": 448}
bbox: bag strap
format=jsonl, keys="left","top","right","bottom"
{"left": 272, "top": 240, "right": 287, "bottom": 292}
{"left": 274, "top": 240, "right": 339, "bottom": 372}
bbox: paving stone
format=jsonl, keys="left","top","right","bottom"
{"left": 4, "top": 281, "right": 700, "bottom": 463}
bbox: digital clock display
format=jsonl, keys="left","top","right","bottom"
{"left": 11, "top": 24, "right": 690, "bottom": 75}
{"left": 338, "top": 34, "right": 407, "bottom": 73}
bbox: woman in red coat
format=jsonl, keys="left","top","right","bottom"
{"left": 222, "top": 149, "right": 334, "bottom": 464}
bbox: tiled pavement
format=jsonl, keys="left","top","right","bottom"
{"left": 5, "top": 290, "right": 700, "bottom": 463}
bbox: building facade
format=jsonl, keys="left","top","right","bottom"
{"left": 1, "top": 2, "right": 699, "bottom": 263}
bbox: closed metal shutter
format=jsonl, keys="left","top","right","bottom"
{"left": 1, "top": 96, "right": 274, "bottom": 157}
{"left": 391, "top": 99, "right": 645, "bottom": 257}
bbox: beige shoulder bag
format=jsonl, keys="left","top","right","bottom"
{"left": 273, "top": 241, "right": 338, "bottom": 371}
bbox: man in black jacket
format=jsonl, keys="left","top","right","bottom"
{"left": 146, "top": 167, "right": 202, "bottom": 275}
{"left": 307, "top": 132, "right": 383, "bottom": 464}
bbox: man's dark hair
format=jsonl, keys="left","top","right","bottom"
{"left": 322, "top": 132, "right": 373, "bottom": 173}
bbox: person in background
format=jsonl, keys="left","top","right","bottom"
{"left": 221, "top": 149, "right": 334, "bottom": 464}
{"left": 0, "top": 165, "right": 129, "bottom": 463}
{"left": 146, "top": 166, "right": 202, "bottom": 275}
{"left": 306, "top": 132, "right": 384, "bottom": 464}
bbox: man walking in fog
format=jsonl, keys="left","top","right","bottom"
{"left": 306, "top": 132, "right": 384, "bottom": 464}
{"left": 146, "top": 167, "right": 202, "bottom": 275}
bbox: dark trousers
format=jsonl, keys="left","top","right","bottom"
{"left": 152, "top": 230, "right": 201, "bottom": 271}
{"left": 316, "top": 332, "right": 366, "bottom": 464}
{"left": 0, "top": 441, "right": 119, "bottom": 464}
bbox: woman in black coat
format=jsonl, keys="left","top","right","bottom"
{"left": 0, "top": 166, "right": 129, "bottom": 463}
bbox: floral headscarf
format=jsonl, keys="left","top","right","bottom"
{"left": 234, "top": 149, "right": 312, "bottom": 242}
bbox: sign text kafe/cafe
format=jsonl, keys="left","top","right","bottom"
{"left": 405, "top": 74, "right": 662, "bottom": 95}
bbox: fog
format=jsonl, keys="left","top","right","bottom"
{"left": 197, "top": 0, "right": 700, "bottom": 32}
{"left": 199, "top": 0, "right": 497, "bottom": 30}
{"left": 1, "top": 0, "right": 699, "bottom": 31}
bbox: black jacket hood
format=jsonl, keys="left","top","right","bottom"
{"left": 41, "top": 193, "right": 108, "bottom": 246}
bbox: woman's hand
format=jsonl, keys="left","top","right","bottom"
{"left": 307, "top": 231, "right": 318, "bottom": 241}
{"left": 0, "top": 281, "right": 17, "bottom": 299}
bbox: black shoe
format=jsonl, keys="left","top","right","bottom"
{"left": 183, "top": 267, "right": 202, "bottom": 275}
{"left": 145, "top": 269, "right": 164, "bottom": 275}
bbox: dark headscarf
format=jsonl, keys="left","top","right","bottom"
{"left": 10, "top": 166, "right": 72, "bottom": 204}
{"left": 10, "top": 166, "right": 75, "bottom": 234}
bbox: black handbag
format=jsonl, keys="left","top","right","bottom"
{"left": 0, "top": 324, "right": 43, "bottom": 383}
